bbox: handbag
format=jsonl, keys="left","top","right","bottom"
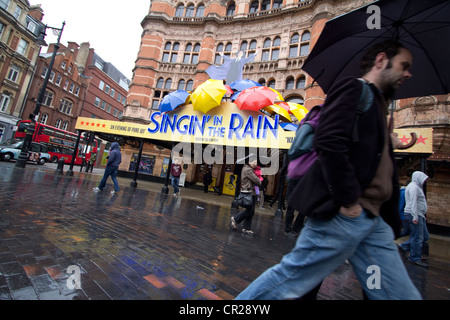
{"left": 236, "top": 191, "right": 253, "bottom": 209}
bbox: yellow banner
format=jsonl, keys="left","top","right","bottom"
{"left": 75, "top": 102, "right": 296, "bottom": 150}
{"left": 394, "top": 128, "right": 433, "bottom": 154}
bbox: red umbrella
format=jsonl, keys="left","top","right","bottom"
{"left": 234, "top": 86, "right": 278, "bottom": 111}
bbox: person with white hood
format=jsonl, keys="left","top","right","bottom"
{"left": 399, "top": 171, "right": 430, "bottom": 267}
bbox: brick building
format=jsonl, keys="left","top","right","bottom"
{"left": 121, "top": 0, "right": 449, "bottom": 227}
{"left": 0, "top": 1, "right": 44, "bottom": 142}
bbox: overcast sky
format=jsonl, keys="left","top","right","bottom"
{"left": 29, "top": 0, "right": 150, "bottom": 80}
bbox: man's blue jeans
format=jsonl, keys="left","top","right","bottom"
{"left": 98, "top": 166, "right": 119, "bottom": 192}
{"left": 399, "top": 213, "right": 429, "bottom": 262}
{"left": 235, "top": 210, "right": 421, "bottom": 300}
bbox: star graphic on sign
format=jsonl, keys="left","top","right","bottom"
{"left": 85, "top": 122, "right": 90, "bottom": 126}
{"left": 102, "top": 124, "right": 106, "bottom": 128}
{"left": 416, "top": 135, "right": 428, "bottom": 144}
{"left": 80, "top": 121, "right": 85, "bottom": 125}
{"left": 399, "top": 135, "right": 411, "bottom": 144}
{"left": 97, "top": 123, "right": 101, "bottom": 127}
{"left": 91, "top": 122, "right": 95, "bottom": 126}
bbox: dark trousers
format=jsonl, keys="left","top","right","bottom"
{"left": 285, "top": 179, "right": 306, "bottom": 233}
{"left": 234, "top": 195, "right": 256, "bottom": 230}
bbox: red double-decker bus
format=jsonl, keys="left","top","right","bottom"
{"left": 14, "top": 120, "right": 98, "bottom": 165}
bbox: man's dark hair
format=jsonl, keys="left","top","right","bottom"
{"left": 360, "top": 40, "right": 406, "bottom": 75}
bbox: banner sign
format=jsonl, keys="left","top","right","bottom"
{"left": 75, "top": 102, "right": 296, "bottom": 150}
{"left": 75, "top": 102, "right": 432, "bottom": 154}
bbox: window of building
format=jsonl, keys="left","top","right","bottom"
{"left": 183, "top": 42, "right": 200, "bottom": 64}
{"left": 164, "top": 79, "right": 172, "bottom": 90}
{"left": 300, "top": 31, "right": 310, "bottom": 56}
{"left": 94, "top": 97, "right": 101, "bottom": 107}
{"left": 62, "top": 121, "right": 69, "bottom": 131}
{"left": 55, "top": 118, "right": 62, "bottom": 129}
{"left": 13, "top": 5, "right": 21, "bottom": 19}
{"left": 0, "top": 124, "right": 4, "bottom": 143}
{"left": 69, "top": 83, "right": 74, "bottom": 93}
{"left": 49, "top": 71, "right": 55, "bottom": 82}
{"left": 0, "top": 0, "right": 10, "bottom": 11}
{"left": 175, "top": 4, "right": 184, "bottom": 17}
{"left": 273, "top": 0, "right": 283, "bottom": 9}
{"left": 55, "top": 75, "right": 62, "bottom": 86}
{"left": 227, "top": 3, "right": 235, "bottom": 16}
{"left": 100, "top": 101, "right": 106, "bottom": 110}
{"left": 0, "top": 93, "right": 11, "bottom": 112}
{"left": 156, "top": 77, "right": 164, "bottom": 89}
{"left": 7, "top": 65, "right": 20, "bottom": 82}
{"left": 250, "top": 1, "right": 258, "bottom": 13}
{"left": 261, "top": 0, "right": 270, "bottom": 11}
{"left": 40, "top": 113, "right": 48, "bottom": 125}
{"left": 99, "top": 80, "right": 105, "bottom": 90}
{"left": 287, "top": 96, "right": 304, "bottom": 105}
{"left": 178, "top": 79, "right": 186, "bottom": 90}
{"left": 104, "top": 84, "right": 111, "bottom": 94}
{"left": 110, "top": 88, "right": 115, "bottom": 98}
{"left": 106, "top": 104, "right": 111, "bottom": 113}
{"left": 63, "top": 80, "right": 69, "bottom": 90}
{"left": 285, "top": 77, "right": 295, "bottom": 90}
{"left": 41, "top": 66, "right": 48, "bottom": 78}
{"left": 186, "top": 4, "right": 194, "bottom": 17}
{"left": 296, "top": 76, "right": 306, "bottom": 89}
{"left": 16, "top": 39, "right": 28, "bottom": 55}
{"left": 196, "top": 4, "right": 204, "bottom": 17}
{"left": 267, "top": 80, "right": 275, "bottom": 88}
{"left": 59, "top": 99, "right": 73, "bottom": 115}
{"left": 42, "top": 90, "right": 54, "bottom": 107}
{"left": 186, "top": 80, "right": 194, "bottom": 91}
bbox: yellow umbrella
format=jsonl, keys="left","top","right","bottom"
{"left": 269, "top": 87, "right": 284, "bottom": 101}
{"left": 191, "top": 79, "right": 227, "bottom": 113}
{"left": 263, "top": 104, "right": 292, "bottom": 122}
{"left": 276, "top": 102, "right": 309, "bottom": 121}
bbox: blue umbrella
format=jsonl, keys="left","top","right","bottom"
{"left": 229, "top": 79, "right": 261, "bottom": 92}
{"left": 230, "top": 91, "right": 241, "bottom": 101}
{"left": 159, "top": 90, "right": 190, "bottom": 113}
{"left": 280, "top": 122, "right": 298, "bottom": 131}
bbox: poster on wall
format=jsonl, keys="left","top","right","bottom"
{"left": 161, "top": 157, "right": 170, "bottom": 177}
{"left": 222, "top": 172, "right": 237, "bottom": 196}
{"left": 128, "top": 154, "right": 156, "bottom": 175}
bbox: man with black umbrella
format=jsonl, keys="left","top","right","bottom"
{"left": 235, "top": 40, "right": 421, "bottom": 300}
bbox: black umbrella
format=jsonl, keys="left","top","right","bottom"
{"left": 302, "top": 0, "right": 450, "bottom": 100}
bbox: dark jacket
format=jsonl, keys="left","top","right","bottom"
{"left": 107, "top": 142, "right": 122, "bottom": 168}
{"left": 288, "top": 77, "right": 401, "bottom": 237}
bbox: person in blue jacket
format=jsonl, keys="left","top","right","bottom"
{"left": 93, "top": 142, "right": 122, "bottom": 194}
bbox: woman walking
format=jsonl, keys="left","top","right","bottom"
{"left": 231, "top": 159, "right": 262, "bottom": 235}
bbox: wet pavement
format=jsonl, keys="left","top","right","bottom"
{"left": 0, "top": 161, "right": 449, "bottom": 301}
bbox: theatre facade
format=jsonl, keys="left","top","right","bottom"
{"left": 79, "top": 0, "right": 448, "bottom": 228}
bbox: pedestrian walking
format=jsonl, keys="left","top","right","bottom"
{"left": 170, "top": 158, "right": 182, "bottom": 196}
{"left": 399, "top": 171, "right": 430, "bottom": 267}
{"left": 93, "top": 142, "right": 122, "bottom": 194}
{"left": 235, "top": 40, "right": 421, "bottom": 300}
{"left": 88, "top": 148, "right": 97, "bottom": 173}
{"left": 203, "top": 169, "right": 212, "bottom": 193}
{"left": 231, "top": 159, "right": 262, "bottom": 235}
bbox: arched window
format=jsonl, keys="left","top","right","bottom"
{"left": 59, "top": 98, "right": 73, "bottom": 115}
{"left": 164, "top": 79, "right": 172, "bottom": 90}
{"left": 156, "top": 77, "right": 164, "bottom": 88}
{"left": 296, "top": 76, "right": 306, "bottom": 89}
{"left": 285, "top": 77, "right": 295, "bottom": 90}
{"left": 178, "top": 79, "right": 186, "bottom": 90}
{"left": 186, "top": 80, "right": 194, "bottom": 91}
{"left": 287, "top": 96, "right": 304, "bottom": 105}
{"left": 300, "top": 31, "right": 310, "bottom": 56}
{"left": 62, "top": 121, "right": 69, "bottom": 131}
{"left": 55, "top": 118, "right": 62, "bottom": 129}
{"left": 196, "top": 4, "right": 205, "bottom": 17}
{"left": 227, "top": 3, "right": 235, "bottom": 16}
{"left": 186, "top": 4, "right": 194, "bottom": 17}
{"left": 273, "top": 0, "right": 283, "bottom": 9}
{"left": 183, "top": 42, "right": 200, "bottom": 64}
{"left": 267, "top": 80, "right": 276, "bottom": 88}
{"left": 289, "top": 33, "right": 299, "bottom": 58}
{"left": 40, "top": 113, "right": 48, "bottom": 125}
{"left": 250, "top": 0, "right": 259, "bottom": 13}
{"left": 261, "top": 0, "right": 270, "bottom": 11}
{"left": 175, "top": 4, "right": 184, "bottom": 17}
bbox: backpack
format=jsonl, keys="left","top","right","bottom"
{"left": 287, "top": 79, "right": 374, "bottom": 180}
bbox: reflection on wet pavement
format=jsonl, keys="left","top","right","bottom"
{"left": 0, "top": 163, "right": 449, "bottom": 300}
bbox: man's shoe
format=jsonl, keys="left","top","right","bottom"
{"left": 242, "top": 229, "right": 254, "bottom": 235}
{"left": 93, "top": 187, "right": 101, "bottom": 192}
{"left": 231, "top": 217, "right": 237, "bottom": 230}
{"left": 111, "top": 190, "right": 118, "bottom": 195}
{"left": 409, "top": 259, "right": 428, "bottom": 268}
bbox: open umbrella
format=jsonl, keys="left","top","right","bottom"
{"left": 263, "top": 104, "right": 292, "bottom": 122}
{"left": 302, "top": 0, "right": 450, "bottom": 99}
{"left": 190, "top": 79, "right": 227, "bottom": 113}
{"left": 159, "top": 90, "right": 190, "bottom": 113}
{"left": 269, "top": 87, "right": 284, "bottom": 102}
{"left": 302, "top": 0, "right": 450, "bottom": 149}
{"left": 234, "top": 86, "right": 278, "bottom": 111}
{"left": 229, "top": 79, "right": 261, "bottom": 92}
{"left": 276, "top": 102, "right": 309, "bottom": 121}
{"left": 280, "top": 122, "right": 299, "bottom": 131}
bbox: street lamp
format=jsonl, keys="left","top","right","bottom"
{"left": 16, "top": 22, "right": 65, "bottom": 168}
